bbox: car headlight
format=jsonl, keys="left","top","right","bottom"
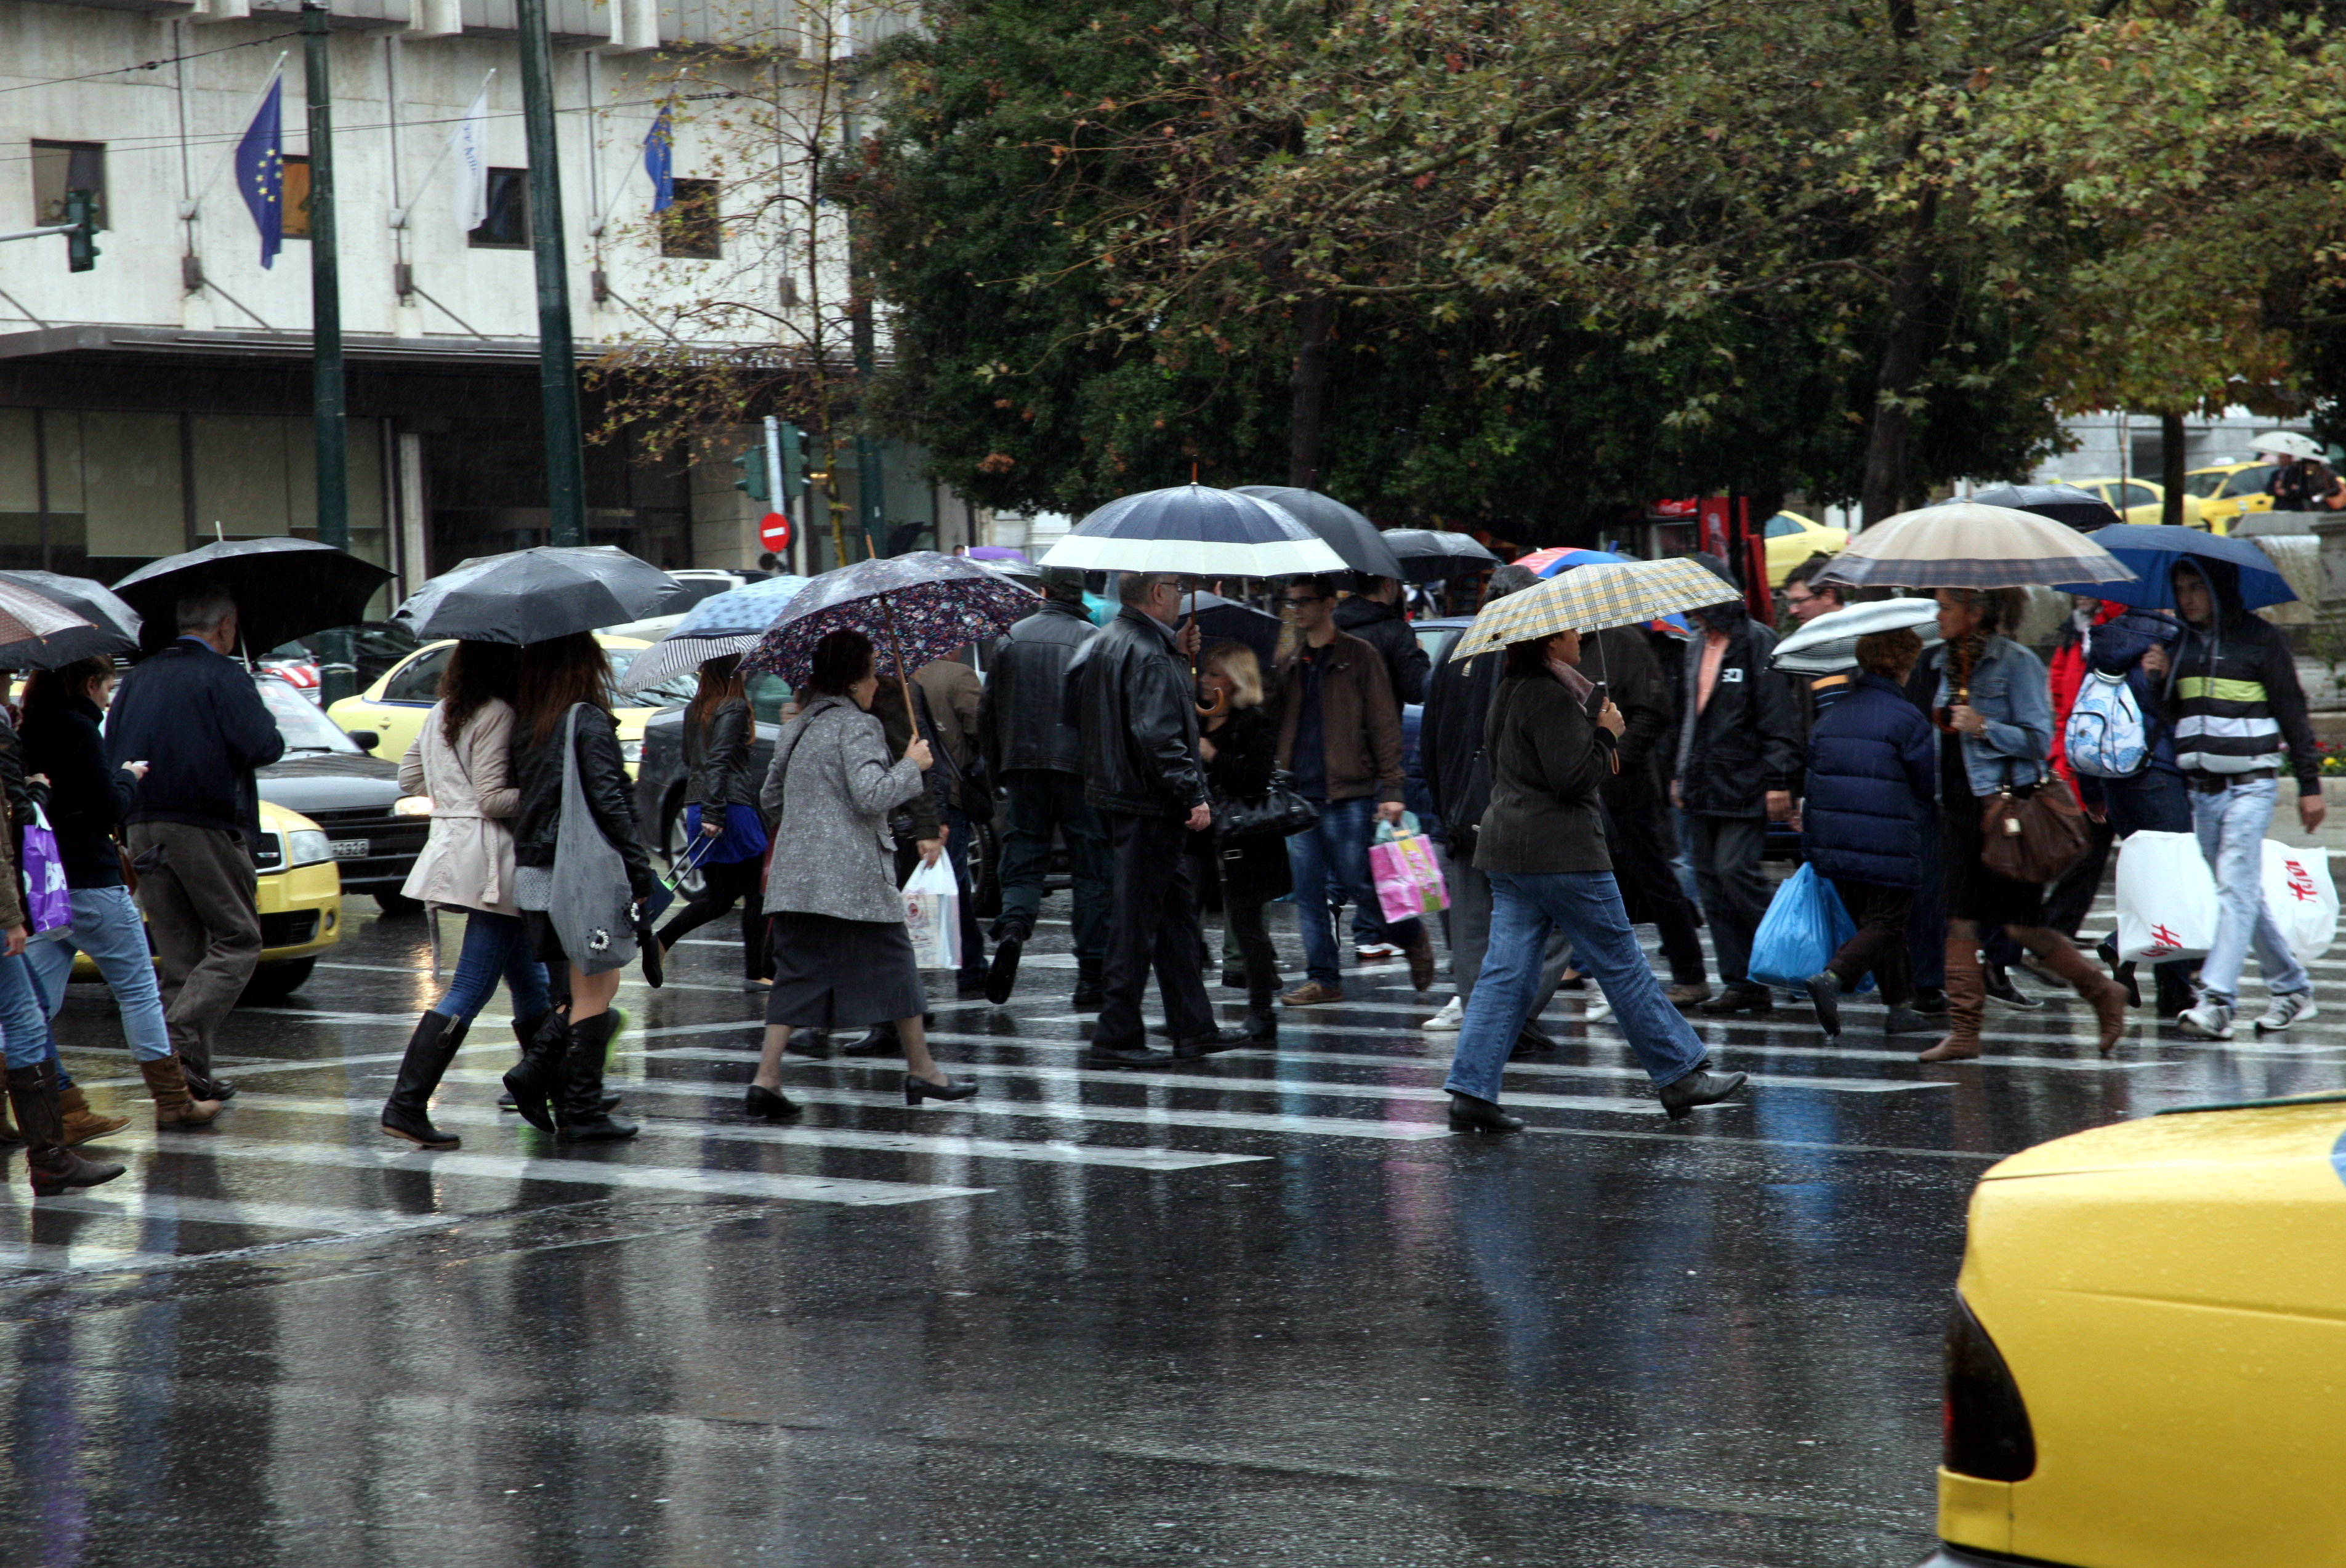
{"left": 393, "top": 795, "right": 434, "bottom": 817}
{"left": 287, "top": 829, "right": 333, "bottom": 867}
{"left": 619, "top": 739, "right": 645, "bottom": 764}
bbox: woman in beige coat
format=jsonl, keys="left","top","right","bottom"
{"left": 379, "top": 641, "right": 555, "bottom": 1149}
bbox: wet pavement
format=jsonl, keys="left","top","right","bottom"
{"left": 4, "top": 880, "right": 2343, "bottom": 1567}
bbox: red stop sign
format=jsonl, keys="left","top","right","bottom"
{"left": 759, "top": 512, "right": 792, "bottom": 553}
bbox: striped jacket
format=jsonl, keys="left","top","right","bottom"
{"left": 2166, "top": 611, "right": 2320, "bottom": 794}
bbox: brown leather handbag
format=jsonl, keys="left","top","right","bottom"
{"left": 1980, "top": 764, "right": 2090, "bottom": 884}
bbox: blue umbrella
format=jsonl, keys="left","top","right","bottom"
{"left": 670, "top": 574, "right": 811, "bottom": 636}
{"left": 2052, "top": 525, "right": 2295, "bottom": 611}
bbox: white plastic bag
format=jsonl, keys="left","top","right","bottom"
{"left": 2114, "top": 830, "right": 2221, "bottom": 964}
{"left": 901, "top": 855, "right": 961, "bottom": 971}
{"left": 2261, "top": 839, "right": 2339, "bottom": 963}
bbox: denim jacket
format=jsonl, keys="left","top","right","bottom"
{"left": 1930, "top": 635, "right": 2053, "bottom": 798}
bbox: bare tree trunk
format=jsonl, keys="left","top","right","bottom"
{"left": 2161, "top": 410, "right": 2188, "bottom": 525}
{"left": 1861, "top": 194, "right": 1938, "bottom": 526}
{"left": 1288, "top": 293, "right": 1332, "bottom": 490}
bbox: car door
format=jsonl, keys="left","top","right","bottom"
{"left": 326, "top": 642, "right": 453, "bottom": 762}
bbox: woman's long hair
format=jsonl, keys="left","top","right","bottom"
{"left": 22, "top": 654, "right": 111, "bottom": 717}
{"left": 1200, "top": 641, "right": 1264, "bottom": 710}
{"left": 686, "top": 652, "right": 747, "bottom": 738}
{"left": 799, "top": 630, "right": 875, "bottom": 701}
{"left": 517, "top": 632, "right": 613, "bottom": 744}
{"left": 440, "top": 640, "right": 520, "bottom": 748}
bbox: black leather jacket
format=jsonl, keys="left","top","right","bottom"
{"left": 511, "top": 703, "right": 658, "bottom": 899}
{"left": 979, "top": 597, "right": 1094, "bottom": 777}
{"left": 682, "top": 698, "right": 759, "bottom": 808}
{"left": 1073, "top": 607, "right": 1208, "bottom": 819}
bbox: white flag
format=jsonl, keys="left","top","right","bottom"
{"left": 450, "top": 78, "right": 491, "bottom": 232}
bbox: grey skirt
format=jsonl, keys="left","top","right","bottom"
{"left": 765, "top": 911, "right": 927, "bottom": 1029}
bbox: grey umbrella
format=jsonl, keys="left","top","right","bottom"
{"left": 1377, "top": 529, "right": 1501, "bottom": 583}
{"left": 0, "top": 570, "right": 140, "bottom": 668}
{"left": 394, "top": 546, "right": 686, "bottom": 645}
{"left": 1232, "top": 486, "right": 1406, "bottom": 579}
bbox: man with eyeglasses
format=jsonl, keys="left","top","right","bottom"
{"left": 1781, "top": 556, "right": 1843, "bottom": 627}
{"left": 1270, "top": 577, "right": 1437, "bottom": 1003}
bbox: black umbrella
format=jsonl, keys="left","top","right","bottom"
{"left": 0, "top": 569, "right": 140, "bottom": 668}
{"left": 1233, "top": 486, "right": 1406, "bottom": 579}
{"left": 113, "top": 538, "right": 393, "bottom": 656}
{"left": 1041, "top": 485, "right": 1348, "bottom": 579}
{"left": 394, "top": 546, "right": 685, "bottom": 645}
{"left": 1377, "top": 528, "right": 1501, "bottom": 583}
{"left": 1180, "top": 589, "right": 1281, "bottom": 673}
{"left": 1960, "top": 484, "right": 2123, "bottom": 534}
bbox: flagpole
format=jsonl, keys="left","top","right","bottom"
{"left": 302, "top": 0, "right": 355, "bottom": 705}
{"left": 183, "top": 54, "right": 289, "bottom": 222}
{"left": 389, "top": 68, "right": 495, "bottom": 229}
{"left": 515, "top": 0, "right": 588, "bottom": 549}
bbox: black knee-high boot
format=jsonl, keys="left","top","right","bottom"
{"left": 381, "top": 1011, "right": 469, "bottom": 1149}
{"left": 557, "top": 1011, "right": 637, "bottom": 1143}
{"left": 501, "top": 1008, "right": 570, "bottom": 1132}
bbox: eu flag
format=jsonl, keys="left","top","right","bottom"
{"left": 235, "top": 75, "right": 285, "bottom": 269}
{"left": 643, "top": 100, "right": 674, "bottom": 214}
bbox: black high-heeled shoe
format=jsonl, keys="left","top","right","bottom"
{"left": 904, "top": 1074, "right": 978, "bottom": 1105}
{"left": 744, "top": 1082, "right": 802, "bottom": 1120}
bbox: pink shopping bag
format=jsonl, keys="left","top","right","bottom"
{"left": 1371, "top": 817, "right": 1449, "bottom": 923}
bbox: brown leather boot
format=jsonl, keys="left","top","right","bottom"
{"left": 1918, "top": 937, "right": 1985, "bottom": 1062}
{"left": 139, "top": 1055, "right": 224, "bottom": 1128}
{"left": 8, "top": 1063, "right": 125, "bottom": 1196}
{"left": 57, "top": 1085, "right": 131, "bottom": 1146}
{"left": 2018, "top": 931, "right": 2130, "bottom": 1056}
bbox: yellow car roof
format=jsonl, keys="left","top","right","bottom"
{"left": 1983, "top": 1096, "right": 2346, "bottom": 1183}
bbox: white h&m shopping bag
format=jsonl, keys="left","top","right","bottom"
{"left": 2261, "top": 840, "right": 2340, "bottom": 963}
{"left": 2114, "top": 830, "right": 2220, "bottom": 965}
{"left": 901, "top": 856, "right": 961, "bottom": 970}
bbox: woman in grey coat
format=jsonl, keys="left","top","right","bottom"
{"left": 743, "top": 630, "right": 979, "bottom": 1119}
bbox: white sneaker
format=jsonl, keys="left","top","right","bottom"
{"left": 2255, "top": 993, "right": 2318, "bottom": 1033}
{"left": 1586, "top": 997, "right": 1614, "bottom": 1024}
{"left": 2178, "top": 1000, "right": 2235, "bottom": 1041}
{"left": 1358, "top": 943, "right": 1404, "bottom": 963}
{"left": 1421, "top": 995, "right": 1464, "bottom": 1032}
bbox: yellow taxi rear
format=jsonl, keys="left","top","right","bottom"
{"left": 1927, "top": 1097, "right": 2346, "bottom": 1567}
{"left": 69, "top": 801, "right": 340, "bottom": 981}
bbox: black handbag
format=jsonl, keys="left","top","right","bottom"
{"left": 1215, "top": 771, "right": 1320, "bottom": 840}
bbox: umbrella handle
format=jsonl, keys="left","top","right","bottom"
{"left": 879, "top": 593, "right": 919, "bottom": 742}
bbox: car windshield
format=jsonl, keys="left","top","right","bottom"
{"left": 255, "top": 674, "right": 363, "bottom": 754}
{"left": 604, "top": 647, "right": 698, "bottom": 708}
{"left": 2223, "top": 464, "right": 2278, "bottom": 497}
{"left": 2182, "top": 470, "right": 2231, "bottom": 498}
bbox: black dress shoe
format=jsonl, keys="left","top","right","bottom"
{"left": 1241, "top": 1008, "right": 1276, "bottom": 1042}
{"left": 2095, "top": 937, "right": 2142, "bottom": 1009}
{"left": 1172, "top": 1029, "right": 1246, "bottom": 1059}
{"left": 185, "top": 1069, "right": 236, "bottom": 1103}
{"left": 1983, "top": 965, "right": 2041, "bottom": 1010}
{"left": 786, "top": 1030, "right": 834, "bottom": 1059}
{"left": 1447, "top": 1092, "right": 1525, "bottom": 1134}
{"left": 744, "top": 1083, "right": 802, "bottom": 1120}
{"left": 1804, "top": 970, "right": 1842, "bottom": 1039}
{"left": 1659, "top": 1065, "right": 1749, "bottom": 1120}
{"left": 1698, "top": 984, "right": 1773, "bottom": 1016}
{"left": 1084, "top": 1043, "right": 1173, "bottom": 1068}
{"left": 1507, "top": 1023, "right": 1557, "bottom": 1059}
{"left": 905, "top": 1074, "right": 979, "bottom": 1104}
{"left": 1220, "top": 968, "right": 1248, "bottom": 989}
{"left": 956, "top": 976, "right": 990, "bottom": 1000}
{"left": 1912, "top": 987, "right": 1948, "bottom": 1016}
{"left": 986, "top": 936, "right": 1024, "bottom": 1004}
{"left": 840, "top": 1026, "right": 899, "bottom": 1056}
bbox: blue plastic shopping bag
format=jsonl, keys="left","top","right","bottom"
{"left": 1746, "top": 863, "right": 1871, "bottom": 993}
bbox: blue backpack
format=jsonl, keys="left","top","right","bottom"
{"left": 2065, "top": 661, "right": 2148, "bottom": 778}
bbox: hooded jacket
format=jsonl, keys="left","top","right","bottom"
{"left": 2163, "top": 559, "right": 2321, "bottom": 794}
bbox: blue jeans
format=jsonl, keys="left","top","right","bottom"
{"left": 2190, "top": 776, "right": 2310, "bottom": 1005}
{"left": 435, "top": 910, "right": 553, "bottom": 1024}
{"left": 27, "top": 886, "right": 173, "bottom": 1063}
{"left": 1286, "top": 796, "right": 1422, "bottom": 987}
{"left": 0, "top": 952, "right": 54, "bottom": 1071}
{"left": 1444, "top": 871, "right": 1706, "bottom": 1103}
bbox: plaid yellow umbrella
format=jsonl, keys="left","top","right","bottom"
{"left": 1447, "top": 556, "right": 1734, "bottom": 661}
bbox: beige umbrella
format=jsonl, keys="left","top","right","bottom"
{"left": 1815, "top": 502, "right": 2135, "bottom": 590}
{"left": 1447, "top": 557, "right": 1734, "bottom": 661}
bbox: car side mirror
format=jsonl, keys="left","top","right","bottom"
{"left": 348, "top": 730, "right": 380, "bottom": 753}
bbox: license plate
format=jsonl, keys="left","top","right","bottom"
{"left": 330, "top": 838, "right": 369, "bottom": 859}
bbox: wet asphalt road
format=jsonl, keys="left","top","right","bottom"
{"left": 4, "top": 880, "right": 2341, "bottom": 1568}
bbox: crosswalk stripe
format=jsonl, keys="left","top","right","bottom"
{"left": 0, "top": 1189, "right": 463, "bottom": 1240}
{"left": 235, "top": 1092, "right": 1270, "bottom": 1172}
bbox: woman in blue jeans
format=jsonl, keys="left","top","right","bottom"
{"left": 21, "top": 656, "right": 223, "bottom": 1131}
{"left": 1444, "top": 626, "right": 1748, "bottom": 1133}
{"left": 379, "top": 641, "right": 554, "bottom": 1149}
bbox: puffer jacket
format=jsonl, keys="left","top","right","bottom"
{"left": 1675, "top": 614, "right": 1804, "bottom": 818}
{"left": 1072, "top": 606, "right": 1207, "bottom": 820}
{"left": 510, "top": 702, "right": 658, "bottom": 900}
{"left": 979, "top": 597, "right": 1094, "bottom": 777}
{"left": 1332, "top": 594, "right": 1429, "bottom": 709}
{"left": 682, "top": 698, "right": 759, "bottom": 808}
{"left": 1801, "top": 673, "right": 1935, "bottom": 888}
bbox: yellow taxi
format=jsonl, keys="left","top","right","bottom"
{"left": 2068, "top": 477, "right": 2204, "bottom": 529}
{"left": 2182, "top": 461, "right": 2277, "bottom": 535}
{"left": 70, "top": 799, "right": 342, "bottom": 1003}
{"left": 1762, "top": 511, "right": 1849, "bottom": 586}
{"left": 324, "top": 634, "right": 695, "bottom": 778}
{"left": 1925, "top": 1093, "right": 2346, "bottom": 1568}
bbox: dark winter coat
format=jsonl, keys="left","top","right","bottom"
{"left": 2072, "top": 606, "right": 2182, "bottom": 806}
{"left": 1800, "top": 673, "right": 1935, "bottom": 888}
{"left": 1072, "top": 607, "right": 1208, "bottom": 821}
{"left": 682, "top": 698, "right": 759, "bottom": 808}
{"left": 510, "top": 702, "right": 658, "bottom": 900}
{"left": 1473, "top": 673, "right": 1611, "bottom": 875}
{"left": 1333, "top": 594, "right": 1429, "bottom": 709}
{"left": 1196, "top": 704, "right": 1295, "bottom": 905}
{"left": 107, "top": 637, "right": 286, "bottom": 850}
{"left": 979, "top": 596, "right": 1094, "bottom": 777}
{"left": 22, "top": 693, "right": 131, "bottom": 889}
{"left": 1421, "top": 641, "right": 1502, "bottom": 856}
{"left": 1674, "top": 616, "right": 1804, "bottom": 818}
{"left": 1588, "top": 624, "right": 1674, "bottom": 814}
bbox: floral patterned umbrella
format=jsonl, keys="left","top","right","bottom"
{"left": 741, "top": 552, "right": 1037, "bottom": 700}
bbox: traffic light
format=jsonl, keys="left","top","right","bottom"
{"left": 731, "top": 446, "right": 768, "bottom": 502}
{"left": 62, "top": 189, "right": 97, "bottom": 273}
{"left": 779, "top": 422, "right": 808, "bottom": 500}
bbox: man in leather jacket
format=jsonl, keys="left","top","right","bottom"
{"left": 977, "top": 569, "right": 1111, "bottom": 1008}
{"left": 1071, "top": 571, "right": 1241, "bottom": 1067}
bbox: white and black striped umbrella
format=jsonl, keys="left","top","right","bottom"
{"left": 1039, "top": 484, "right": 1348, "bottom": 579}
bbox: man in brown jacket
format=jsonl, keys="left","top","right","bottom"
{"left": 1272, "top": 577, "right": 1437, "bottom": 1001}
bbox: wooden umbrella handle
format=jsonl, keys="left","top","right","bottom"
{"left": 879, "top": 593, "right": 919, "bottom": 741}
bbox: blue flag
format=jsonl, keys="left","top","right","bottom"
{"left": 235, "top": 75, "right": 285, "bottom": 269}
{"left": 644, "top": 100, "right": 675, "bottom": 213}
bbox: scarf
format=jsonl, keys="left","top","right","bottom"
{"left": 1548, "top": 656, "right": 1620, "bottom": 774}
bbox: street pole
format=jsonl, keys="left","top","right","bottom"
{"left": 515, "top": 0, "right": 587, "bottom": 548}
{"left": 302, "top": 0, "right": 355, "bottom": 704}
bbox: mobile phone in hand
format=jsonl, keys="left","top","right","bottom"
{"left": 1583, "top": 680, "right": 1609, "bottom": 722}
